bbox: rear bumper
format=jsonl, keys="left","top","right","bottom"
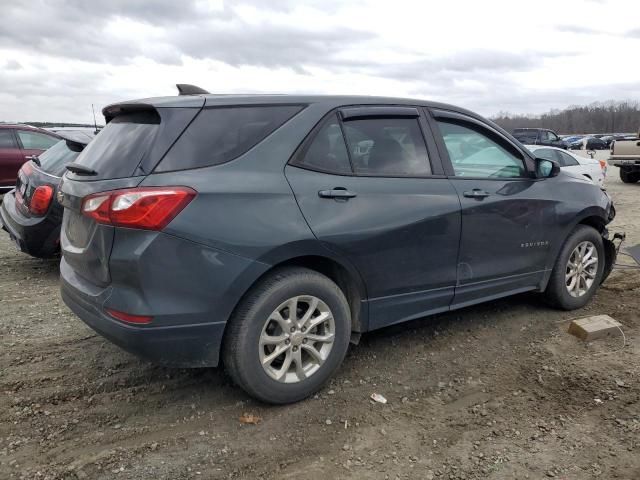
{"left": 61, "top": 270, "right": 226, "bottom": 367}
{"left": 60, "top": 231, "right": 270, "bottom": 367}
{"left": 0, "top": 190, "right": 60, "bottom": 257}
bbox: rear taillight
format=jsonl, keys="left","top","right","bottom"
{"left": 598, "top": 160, "right": 607, "bottom": 171}
{"left": 81, "top": 187, "right": 196, "bottom": 230}
{"left": 29, "top": 185, "right": 54, "bottom": 216}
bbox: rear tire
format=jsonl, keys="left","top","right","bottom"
{"left": 544, "top": 225, "right": 604, "bottom": 310}
{"left": 620, "top": 169, "right": 639, "bottom": 183}
{"left": 223, "top": 267, "right": 351, "bottom": 404}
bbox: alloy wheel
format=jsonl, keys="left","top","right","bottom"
{"left": 565, "top": 241, "right": 598, "bottom": 298}
{"left": 259, "top": 296, "right": 335, "bottom": 383}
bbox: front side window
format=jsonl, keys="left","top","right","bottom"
{"left": 437, "top": 121, "right": 527, "bottom": 178}
{"left": 546, "top": 131, "right": 559, "bottom": 142}
{"left": 342, "top": 118, "right": 431, "bottom": 176}
{"left": 17, "top": 131, "right": 58, "bottom": 150}
{"left": 293, "top": 114, "right": 351, "bottom": 174}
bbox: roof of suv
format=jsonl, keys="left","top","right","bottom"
{"left": 103, "top": 94, "right": 481, "bottom": 119}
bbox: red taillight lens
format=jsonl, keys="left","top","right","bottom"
{"left": 29, "top": 185, "right": 54, "bottom": 216}
{"left": 598, "top": 160, "right": 607, "bottom": 170}
{"left": 105, "top": 308, "right": 153, "bottom": 324}
{"left": 81, "top": 187, "right": 196, "bottom": 230}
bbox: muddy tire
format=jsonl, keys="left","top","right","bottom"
{"left": 544, "top": 225, "right": 605, "bottom": 310}
{"left": 222, "top": 267, "right": 351, "bottom": 404}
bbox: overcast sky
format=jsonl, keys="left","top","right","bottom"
{"left": 1, "top": 0, "right": 639, "bottom": 123}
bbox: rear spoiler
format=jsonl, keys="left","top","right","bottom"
{"left": 176, "top": 84, "right": 210, "bottom": 95}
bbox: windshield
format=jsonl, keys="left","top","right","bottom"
{"left": 37, "top": 139, "right": 81, "bottom": 176}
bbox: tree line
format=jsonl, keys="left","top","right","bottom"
{"left": 492, "top": 101, "right": 640, "bottom": 135}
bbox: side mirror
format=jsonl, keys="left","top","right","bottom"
{"left": 535, "top": 158, "right": 560, "bottom": 178}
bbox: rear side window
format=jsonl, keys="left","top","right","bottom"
{"left": 156, "top": 105, "right": 303, "bottom": 172}
{"left": 0, "top": 130, "right": 17, "bottom": 148}
{"left": 533, "top": 148, "right": 561, "bottom": 163}
{"left": 17, "top": 131, "right": 58, "bottom": 150}
{"left": 292, "top": 114, "right": 351, "bottom": 174}
{"left": 72, "top": 111, "right": 159, "bottom": 180}
{"left": 342, "top": 118, "right": 431, "bottom": 176}
{"left": 558, "top": 151, "right": 579, "bottom": 167}
{"left": 37, "top": 139, "right": 82, "bottom": 176}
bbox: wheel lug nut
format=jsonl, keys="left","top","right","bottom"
{"left": 290, "top": 327, "right": 296, "bottom": 333}
{"left": 302, "top": 338, "right": 307, "bottom": 344}
{"left": 285, "top": 339, "right": 290, "bottom": 345}
{"left": 301, "top": 327, "right": 306, "bottom": 332}
{"left": 293, "top": 346, "right": 298, "bottom": 352}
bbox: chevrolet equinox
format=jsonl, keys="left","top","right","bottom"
{"left": 59, "top": 87, "right": 618, "bottom": 403}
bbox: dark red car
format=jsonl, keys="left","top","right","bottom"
{"left": 0, "top": 125, "right": 61, "bottom": 191}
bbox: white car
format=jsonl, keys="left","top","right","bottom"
{"left": 525, "top": 145, "right": 607, "bottom": 186}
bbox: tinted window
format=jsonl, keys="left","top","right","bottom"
{"left": 17, "top": 131, "right": 58, "bottom": 150}
{"left": 72, "top": 111, "right": 159, "bottom": 180}
{"left": 558, "top": 151, "right": 579, "bottom": 166}
{"left": 342, "top": 118, "right": 431, "bottom": 176}
{"left": 438, "top": 121, "right": 526, "bottom": 178}
{"left": 546, "top": 131, "right": 559, "bottom": 142}
{"left": 156, "top": 105, "right": 303, "bottom": 172}
{"left": 0, "top": 130, "right": 16, "bottom": 148}
{"left": 294, "top": 114, "right": 351, "bottom": 174}
{"left": 37, "top": 139, "right": 82, "bottom": 176}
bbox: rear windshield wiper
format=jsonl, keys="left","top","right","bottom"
{"left": 29, "top": 155, "right": 41, "bottom": 167}
{"left": 66, "top": 163, "right": 98, "bottom": 176}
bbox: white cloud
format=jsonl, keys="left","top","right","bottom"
{"left": 0, "top": 0, "right": 639, "bottom": 122}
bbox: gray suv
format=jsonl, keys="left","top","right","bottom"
{"left": 59, "top": 89, "right": 618, "bottom": 403}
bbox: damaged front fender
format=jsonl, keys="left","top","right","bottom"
{"left": 601, "top": 231, "right": 626, "bottom": 284}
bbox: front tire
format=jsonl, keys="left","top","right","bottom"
{"left": 544, "top": 225, "right": 604, "bottom": 310}
{"left": 223, "top": 267, "right": 351, "bottom": 404}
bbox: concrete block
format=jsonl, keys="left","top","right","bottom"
{"left": 568, "top": 315, "right": 622, "bottom": 341}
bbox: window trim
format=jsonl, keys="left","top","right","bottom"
{"left": 289, "top": 105, "right": 446, "bottom": 179}
{"left": 428, "top": 109, "right": 536, "bottom": 180}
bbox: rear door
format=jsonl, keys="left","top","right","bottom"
{"left": 15, "top": 129, "right": 59, "bottom": 157}
{"left": 285, "top": 106, "right": 461, "bottom": 330}
{"left": 59, "top": 106, "right": 202, "bottom": 286}
{"left": 0, "top": 129, "right": 23, "bottom": 188}
{"left": 429, "top": 110, "right": 557, "bottom": 308}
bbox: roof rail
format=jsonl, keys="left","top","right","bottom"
{"left": 176, "top": 84, "right": 210, "bottom": 96}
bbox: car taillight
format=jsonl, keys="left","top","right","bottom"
{"left": 598, "top": 160, "right": 607, "bottom": 170}
{"left": 29, "top": 185, "right": 54, "bottom": 216}
{"left": 105, "top": 308, "right": 153, "bottom": 324}
{"left": 81, "top": 187, "right": 196, "bottom": 230}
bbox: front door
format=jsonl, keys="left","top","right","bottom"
{"left": 285, "top": 108, "right": 461, "bottom": 330}
{"left": 430, "top": 112, "right": 557, "bottom": 308}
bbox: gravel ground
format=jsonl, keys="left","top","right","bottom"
{"left": 1, "top": 155, "right": 639, "bottom": 480}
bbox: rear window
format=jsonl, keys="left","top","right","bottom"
{"left": 71, "top": 111, "right": 159, "bottom": 179}
{"left": 37, "top": 139, "right": 82, "bottom": 176}
{"left": 155, "top": 105, "right": 303, "bottom": 172}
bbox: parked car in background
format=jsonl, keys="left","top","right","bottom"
{"left": 58, "top": 90, "right": 618, "bottom": 404}
{"left": 567, "top": 136, "right": 609, "bottom": 150}
{"left": 0, "top": 125, "right": 61, "bottom": 191}
{"left": 526, "top": 145, "right": 606, "bottom": 186}
{"left": 512, "top": 128, "right": 566, "bottom": 149}
{"left": 0, "top": 131, "right": 94, "bottom": 257}
{"left": 608, "top": 129, "right": 640, "bottom": 183}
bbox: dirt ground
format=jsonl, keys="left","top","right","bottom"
{"left": 1, "top": 153, "right": 639, "bottom": 480}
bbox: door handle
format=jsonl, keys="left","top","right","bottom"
{"left": 463, "top": 189, "right": 490, "bottom": 199}
{"left": 318, "top": 188, "right": 357, "bottom": 199}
